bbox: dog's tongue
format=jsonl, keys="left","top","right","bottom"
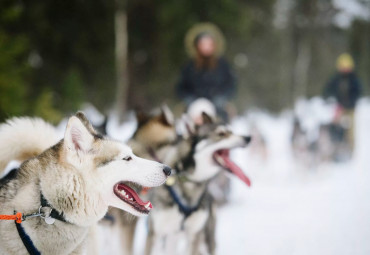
{"left": 117, "top": 183, "right": 152, "bottom": 208}
{"left": 219, "top": 150, "right": 251, "bottom": 187}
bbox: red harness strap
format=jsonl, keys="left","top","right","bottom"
{"left": 0, "top": 212, "right": 22, "bottom": 223}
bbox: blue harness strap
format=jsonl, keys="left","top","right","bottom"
{"left": 165, "top": 185, "right": 206, "bottom": 218}
{"left": 15, "top": 221, "right": 41, "bottom": 255}
{"left": 103, "top": 213, "right": 116, "bottom": 224}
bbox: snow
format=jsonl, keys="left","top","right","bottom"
{"left": 332, "top": 0, "right": 370, "bottom": 28}
{"left": 129, "top": 98, "right": 370, "bottom": 255}
{"left": 215, "top": 98, "right": 370, "bottom": 255}
{"left": 105, "top": 111, "right": 137, "bottom": 142}
{"left": 217, "top": 166, "right": 370, "bottom": 254}
{"left": 273, "top": 0, "right": 370, "bottom": 29}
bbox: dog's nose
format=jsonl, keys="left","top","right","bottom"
{"left": 163, "top": 166, "right": 172, "bottom": 177}
{"left": 244, "top": 136, "right": 252, "bottom": 144}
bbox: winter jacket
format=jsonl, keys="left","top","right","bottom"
{"left": 176, "top": 57, "right": 236, "bottom": 107}
{"left": 324, "top": 72, "right": 362, "bottom": 109}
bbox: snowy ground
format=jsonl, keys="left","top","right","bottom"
{"left": 217, "top": 162, "right": 370, "bottom": 255}
{"left": 216, "top": 98, "right": 370, "bottom": 255}
{"left": 130, "top": 98, "right": 370, "bottom": 255}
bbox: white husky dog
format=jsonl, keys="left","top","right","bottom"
{"left": 0, "top": 112, "right": 171, "bottom": 254}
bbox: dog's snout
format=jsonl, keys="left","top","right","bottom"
{"left": 244, "top": 136, "right": 252, "bottom": 144}
{"left": 163, "top": 166, "right": 172, "bottom": 177}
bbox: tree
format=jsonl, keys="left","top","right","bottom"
{"left": 0, "top": 2, "right": 29, "bottom": 121}
{"left": 114, "top": 0, "right": 129, "bottom": 122}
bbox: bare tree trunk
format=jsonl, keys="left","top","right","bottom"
{"left": 279, "top": 27, "right": 295, "bottom": 108}
{"left": 293, "top": 37, "right": 311, "bottom": 99}
{"left": 276, "top": 0, "right": 296, "bottom": 108}
{"left": 115, "top": 0, "right": 129, "bottom": 123}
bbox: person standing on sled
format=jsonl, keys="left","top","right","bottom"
{"left": 176, "top": 23, "right": 236, "bottom": 122}
{"left": 323, "top": 53, "right": 362, "bottom": 155}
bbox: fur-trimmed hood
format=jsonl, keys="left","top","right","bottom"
{"left": 184, "top": 23, "right": 226, "bottom": 58}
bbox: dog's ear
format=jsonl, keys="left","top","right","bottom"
{"left": 64, "top": 115, "right": 94, "bottom": 153}
{"left": 136, "top": 110, "right": 149, "bottom": 127}
{"left": 159, "top": 104, "right": 175, "bottom": 126}
{"left": 75, "top": 111, "right": 98, "bottom": 135}
{"left": 180, "top": 114, "right": 196, "bottom": 139}
{"left": 201, "top": 112, "right": 214, "bottom": 125}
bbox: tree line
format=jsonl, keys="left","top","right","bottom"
{"left": 0, "top": 0, "right": 368, "bottom": 122}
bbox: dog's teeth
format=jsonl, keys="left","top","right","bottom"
{"left": 129, "top": 198, "right": 133, "bottom": 201}
{"left": 145, "top": 202, "right": 152, "bottom": 210}
{"left": 216, "top": 155, "right": 225, "bottom": 165}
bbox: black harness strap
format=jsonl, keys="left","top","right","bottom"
{"left": 102, "top": 213, "right": 116, "bottom": 225}
{"left": 165, "top": 185, "right": 207, "bottom": 218}
{"left": 13, "top": 195, "right": 68, "bottom": 255}
{"left": 15, "top": 216, "right": 41, "bottom": 255}
{"left": 6, "top": 168, "right": 69, "bottom": 255}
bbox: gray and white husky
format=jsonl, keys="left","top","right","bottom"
{"left": 0, "top": 112, "right": 171, "bottom": 255}
{"left": 146, "top": 113, "right": 251, "bottom": 255}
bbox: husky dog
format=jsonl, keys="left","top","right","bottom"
{"left": 186, "top": 98, "right": 232, "bottom": 206}
{"left": 129, "top": 105, "right": 178, "bottom": 161}
{"left": 0, "top": 112, "right": 171, "bottom": 255}
{"left": 146, "top": 113, "right": 252, "bottom": 255}
{"left": 104, "top": 105, "right": 178, "bottom": 255}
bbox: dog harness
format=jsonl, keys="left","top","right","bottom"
{"left": 15, "top": 220, "right": 41, "bottom": 255}
{"left": 15, "top": 193, "right": 68, "bottom": 254}
{"left": 0, "top": 169, "right": 68, "bottom": 254}
{"left": 165, "top": 184, "right": 207, "bottom": 219}
{"left": 146, "top": 136, "right": 206, "bottom": 221}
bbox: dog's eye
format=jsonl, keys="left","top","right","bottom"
{"left": 122, "top": 156, "right": 132, "bottom": 161}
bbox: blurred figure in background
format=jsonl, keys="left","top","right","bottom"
{"left": 176, "top": 23, "right": 236, "bottom": 122}
{"left": 324, "top": 53, "right": 362, "bottom": 154}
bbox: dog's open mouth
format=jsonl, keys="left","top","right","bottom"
{"left": 213, "top": 149, "right": 251, "bottom": 187}
{"left": 113, "top": 182, "right": 153, "bottom": 214}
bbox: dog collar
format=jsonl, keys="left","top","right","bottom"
{"left": 12, "top": 194, "right": 68, "bottom": 255}
{"left": 39, "top": 193, "right": 67, "bottom": 224}
{"left": 18, "top": 193, "right": 68, "bottom": 224}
